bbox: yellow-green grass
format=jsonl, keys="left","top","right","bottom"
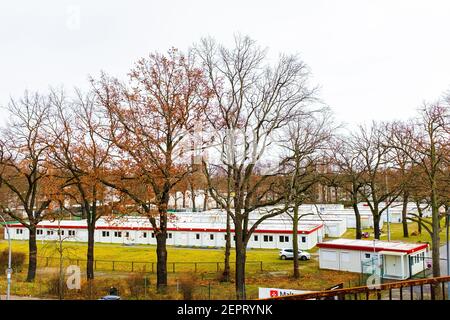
{"left": 0, "top": 239, "right": 360, "bottom": 299}
{"left": 0, "top": 240, "right": 295, "bottom": 273}
{"left": 340, "top": 219, "right": 449, "bottom": 246}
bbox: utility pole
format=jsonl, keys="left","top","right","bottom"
{"left": 0, "top": 214, "right": 12, "bottom": 300}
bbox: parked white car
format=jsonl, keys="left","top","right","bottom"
{"left": 279, "top": 249, "right": 311, "bottom": 261}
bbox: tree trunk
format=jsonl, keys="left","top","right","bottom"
{"left": 373, "top": 214, "right": 381, "bottom": 240}
{"left": 401, "top": 193, "right": 409, "bottom": 238}
{"left": 292, "top": 205, "right": 300, "bottom": 279}
{"left": 234, "top": 223, "right": 247, "bottom": 300}
{"left": 156, "top": 221, "right": 168, "bottom": 292}
{"left": 26, "top": 225, "right": 37, "bottom": 282}
{"left": 430, "top": 196, "right": 441, "bottom": 299}
{"left": 203, "top": 190, "right": 208, "bottom": 211}
{"left": 191, "top": 187, "right": 196, "bottom": 211}
{"left": 352, "top": 202, "right": 362, "bottom": 239}
{"left": 86, "top": 224, "right": 95, "bottom": 280}
{"left": 222, "top": 212, "right": 231, "bottom": 282}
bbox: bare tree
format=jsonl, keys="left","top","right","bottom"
{"left": 92, "top": 48, "right": 212, "bottom": 292}
{"left": 354, "top": 123, "right": 403, "bottom": 240}
{"left": 196, "top": 35, "right": 317, "bottom": 299}
{"left": 327, "top": 134, "right": 367, "bottom": 239}
{"left": 0, "top": 92, "right": 56, "bottom": 282}
{"left": 388, "top": 100, "right": 449, "bottom": 297}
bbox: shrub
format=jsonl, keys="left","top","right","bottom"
{"left": 46, "top": 275, "right": 66, "bottom": 298}
{"left": 0, "top": 249, "right": 26, "bottom": 273}
{"left": 126, "top": 273, "right": 149, "bottom": 299}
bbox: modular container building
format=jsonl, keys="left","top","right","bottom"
{"left": 317, "top": 238, "right": 429, "bottom": 280}
{"left": 6, "top": 217, "right": 324, "bottom": 250}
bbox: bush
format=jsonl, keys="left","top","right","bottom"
{"left": 126, "top": 273, "right": 149, "bottom": 299}
{"left": 178, "top": 273, "right": 197, "bottom": 300}
{"left": 46, "top": 275, "right": 66, "bottom": 298}
{"left": 0, "top": 249, "right": 26, "bottom": 273}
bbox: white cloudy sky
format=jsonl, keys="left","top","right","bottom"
{"left": 1, "top": 0, "right": 450, "bottom": 128}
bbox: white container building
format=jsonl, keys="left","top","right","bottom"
{"left": 6, "top": 216, "right": 324, "bottom": 250}
{"left": 317, "top": 238, "right": 429, "bottom": 280}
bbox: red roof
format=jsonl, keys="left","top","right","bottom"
{"left": 7, "top": 223, "right": 323, "bottom": 235}
{"left": 317, "top": 239, "right": 428, "bottom": 254}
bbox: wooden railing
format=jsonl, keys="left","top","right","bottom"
{"left": 261, "top": 276, "right": 450, "bottom": 300}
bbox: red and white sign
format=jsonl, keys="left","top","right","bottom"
{"left": 258, "top": 287, "right": 313, "bottom": 299}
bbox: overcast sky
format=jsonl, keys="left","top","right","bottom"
{"left": 1, "top": 0, "right": 450, "bottom": 128}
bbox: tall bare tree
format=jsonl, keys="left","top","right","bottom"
{"left": 388, "top": 100, "right": 449, "bottom": 297}
{"left": 281, "top": 109, "right": 334, "bottom": 278}
{"left": 47, "top": 89, "right": 113, "bottom": 280}
{"left": 327, "top": 134, "right": 367, "bottom": 239}
{"left": 353, "top": 123, "right": 403, "bottom": 239}
{"left": 196, "top": 35, "right": 317, "bottom": 299}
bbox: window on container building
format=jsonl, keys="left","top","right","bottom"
{"left": 196, "top": 234, "right": 200, "bottom": 240}
{"left": 102, "top": 231, "right": 109, "bottom": 237}
{"left": 37, "top": 229, "right": 43, "bottom": 235}
{"left": 279, "top": 236, "right": 288, "bottom": 242}
{"left": 263, "top": 235, "right": 273, "bottom": 242}
{"left": 69, "top": 230, "right": 75, "bottom": 236}
{"left": 210, "top": 234, "right": 214, "bottom": 240}
{"left": 254, "top": 235, "right": 258, "bottom": 242}
{"left": 125, "top": 232, "right": 130, "bottom": 238}
{"left": 143, "top": 232, "right": 147, "bottom": 238}
{"left": 167, "top": 233, "right": 172, "bottom": 239}
{"left": 301, "top": 236, "right": 306, "bottom": 243}
{"left": 58, "top": 230, "right": 64, "bottom": 236}
{"left": 151, "top": 233, "right": 155, "bottom": 238}
{"left": 115, "top": 231, "right": 122, "bottom": 237}
{"left": 16, "top": 229, "right": 23, "bottom": 235}
{"left": 47, "top": 230, "right": 53, "bottom": 236}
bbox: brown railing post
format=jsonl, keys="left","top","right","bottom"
{"left": 260, "top": 276, "right": 450, "bottom": 301}
{"left": 112, "top": 261, "right": 115, "bottom": 271}
{"left": 132, "top": 261, "right": 134, "bottom": 272}
{"left": 260, "top": 261, "right": 263, "bottom": 271}
{"left": 173, "top": 262, "right": 175, "bottom": 273}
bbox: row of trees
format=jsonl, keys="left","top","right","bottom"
{"left": 0, "top": 35, "right": 448, "bottom": 299}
